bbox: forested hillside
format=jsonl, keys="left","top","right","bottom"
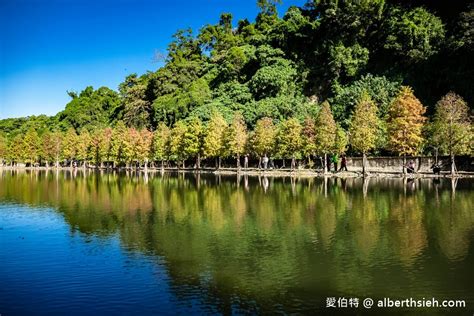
{"left": 0, "top": 0, "right": 472, "bottom": 168}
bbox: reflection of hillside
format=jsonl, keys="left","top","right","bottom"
{"left": 1, "top": 170, "right": 473, "bottom": 313}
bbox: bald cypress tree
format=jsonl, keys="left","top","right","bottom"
{"left": 314, "top": 101, "right": 337, "bottom": 174}
{"left": 170, "top": 121, "right": 187, "bottom": 168}
{"left": 302, "top": 117, "right": 317, "bottom": 168}
{"left": 0, "top": 134, "right": 6, "bottom": 165}
{"left": 152, "top": 123, "right": 171, "bottom": 170}
{"left": 42, "top": 131, "right": 63, "bottom": 168}
{"left": 184, "top": 117, "right": 204, "bottom": 169}
{"left": 204, "top": 112, "right": 227, "bottom": 169}
{"left": 62, "top": 128, "right": 78, "bottom": 167}
{"left": 432, "top": 92, "right": 472, "bottom": 175}
{"left": 23, "top": 128, "right": 41, "bottom": 166}
{"left": 387, "top": 86, "right": 427, "bottom": 174}
{"left": 224, "top": 113, "right": 248, "bottom": 169}
{"left": 349, "top": 92, "right": 379, "bottom": 175}
{"left": 277, "top": 117, "right": 303, "bottom": 170}
{"left": 251, "top": 117, "right": 276, "bottom": 169}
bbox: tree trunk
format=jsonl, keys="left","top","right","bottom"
{"left": 237, "top": 153, "right": 240, "bottom": 170}
{"left": 451, "top": 153, "right": 456, "bottom": 176}
{"left": 291, "top": 157, "right": 295, "bottom": 170}
{"left": 258, "top": 157, "right": 262, "bottom": 169}
{"left": 218, "top": 157, "right": 221, "bottom": 169}
{"left": 144, "top": 158, "right": 148, "bottom": 172}
{"left": 323, "top": 154, "right": 327, "bottom": 174}
{"left": 161, "top": 160, "right": 164, "bottom": 172}
{"left": 362, "top": 152, "right": 367, "bottom": 176}
{"left": 182, "top": 160, "right": 185, "bottom": 169}
{"left": 403, "top": 156, "right": 406, "bottom": 175}
{"left": 196, "top": 153, "right": 201, "bottom": 169}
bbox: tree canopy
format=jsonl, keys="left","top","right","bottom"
{"left": 1, "top": 0, "right": 472, "bottom": 167}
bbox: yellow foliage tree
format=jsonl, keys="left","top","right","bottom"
{"left": 349, "top": 92, "right": 379, "bottom": 174}
{"left": 432, "top": 92, "right": 472, "bottom": 175}
{"left": 387, "top": 86, "right": 426, "bottom": 173}
{"left": 314, "top": 101, "right": 337, "bottom": 174}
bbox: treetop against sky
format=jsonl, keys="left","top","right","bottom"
{"left": 0, "top": 0, "right": 302, "bottom": 119}
{"left": 0, "top": 0, "right": 472, "bottom": 151}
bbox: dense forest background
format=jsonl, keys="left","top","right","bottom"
{"left": 0, "top": 0, "right": 472, "bottom": 161}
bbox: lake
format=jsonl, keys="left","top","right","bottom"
{"left": 0, "top": 170, "right": 473, "bottom": 315}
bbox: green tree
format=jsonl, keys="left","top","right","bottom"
{"left": 58, "top": 86, "right": 120, "bottom": 131}
{"left": 102, "top": 128, "right": 114, "bottom": 166}
{"left": 334, "top": 125, "right": 348, "bottom": 156}
{"left": 387, "top": 86, "right": 427, "bottom": 173}
{"left": 184, "top": 117, "right": 204, "bottom": 168}
{"left": 110, "top": 121, "right": 132, "bottom": 167}
{"left": 314, "top": 102, "right": 337, "bottom": 174}
{"left": 384, "top": 7, "right": 445, "bottom": 62}
{"left": 249, "top": 47, "right": 298, "bottom": 100}
{"left": 23, "top": 128, "right": 41, "bottom": 166}
{"left": 120, "top": 74, "right": 153, "bottom": 129}
{"left": 224, "top": 113, "right": 248, "bottom": 169}
{"left": 204, "top": 112, "right": 228, "bottom": 169}
{"left": 250, "top": 117, "right": 276, "bottom": 168}
{"left": 0, "top": 133, "right": 7, "bottom": 165}
{"left": 42, "top": 131, "right": 63, "bottom": 167}
{"left": 77, "top": 130, "right": 91, "bottom": 168}
{"left": 138, "top": 129, "right": 154, "bottom": 168}
{"left": 330, "top": 74, "right": 401, "bottom": 128}
{"left": 349, "top": 92, "right": 380, "bottom": 174}
{"left": 152, "top": 123, "right": 171, "bottom": 169}
{"left": 62, "top": 128, "right": 78, "bottom": 167}
{"left": 8, "top": 135, "right": 25, "bottom": 165}
{"left": 90, "top": 129, "right": 105, "bottom": 168}
{"left": 276, "top": 117, "right": 303, "bottom": 169}
{"left": 431, "top": 92, "right": 472, "bottom": 175}
{"left": 329, "top": 43, "right": 369, "bottom": 81}
{"left": 257, "top": 0, "right": 281, "bottom": 15}
{"left": 302, "top": 117, "right": 317, "bottom": 166}
{"left": 128, "top": 128, "right": 152, "bottom": 168}
{"left": 170, "top": 121, "right": 188, "bottom": 168}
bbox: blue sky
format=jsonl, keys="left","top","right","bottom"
{"left": 0, "top": 0, "right": 304, "bottom": 119}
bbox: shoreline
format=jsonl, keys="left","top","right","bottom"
{"left": 1, "top": 166, "right": 473, "bottom": 178}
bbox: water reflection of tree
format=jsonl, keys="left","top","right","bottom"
{"left": 388, "top": 192, "right": 428, "bottom": 266}
{"left": 429, "top": 188, "right": 474, "bottom": 261}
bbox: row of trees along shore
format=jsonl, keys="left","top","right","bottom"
{"left": 1, "top": 0, "right": 473, "bottom": 174}
{"left": 0, "top": 89, "right": 471, "bottom": 174}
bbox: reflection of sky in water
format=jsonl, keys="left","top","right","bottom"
{"left": 0, "top": 171, "right": 473, "bottom": 314}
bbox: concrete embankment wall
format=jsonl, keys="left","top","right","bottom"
{"left": 346, "top": 156, "right": 473, "bottom": 173}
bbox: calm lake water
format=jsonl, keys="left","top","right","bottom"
{"left": 0, "top": 170, "right": 473, "bottom": 315}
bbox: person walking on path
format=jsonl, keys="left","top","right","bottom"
{"left": 262, "top": 155, "right": 269, "bottom": 170}
{"left": 331, "top": 154, "right": 339, "bottom": 172}
{"left": 406, "top": 160, "right": 416, "bottom": 174}
{"left": 431, "top": 162, "right": 441, "bottom": 175}
{"left": 338, "top": 155, "right": 348, "bottom": 172}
